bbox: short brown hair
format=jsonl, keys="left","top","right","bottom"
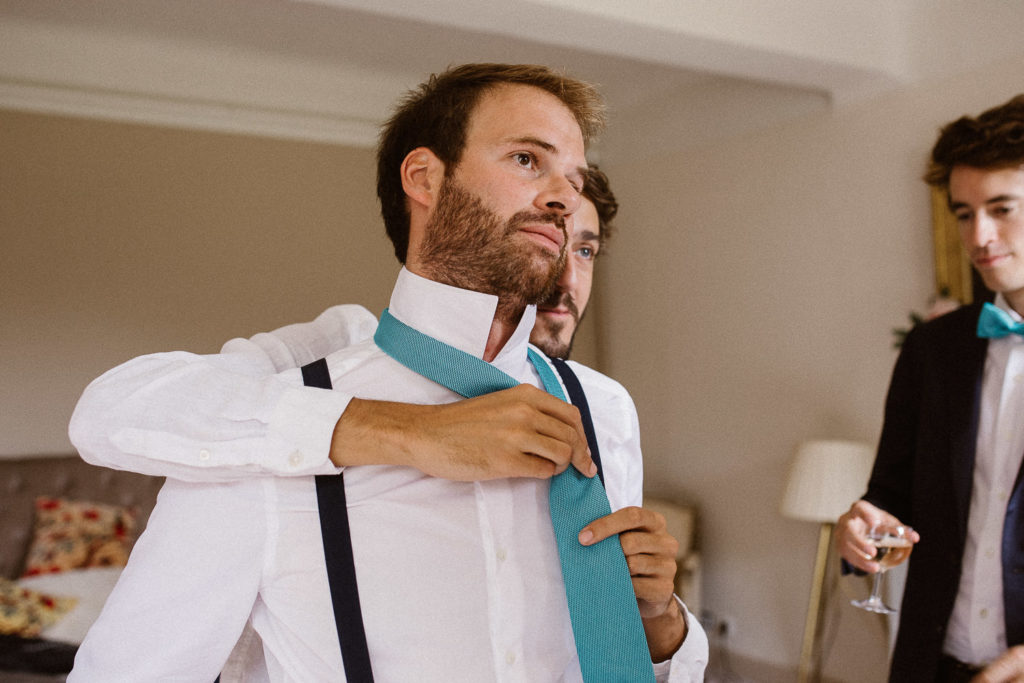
{"left": 582, "top": 164, "right": 617, "bottom": 251}
{"left": 925, "top": 94, "right": 1024, "bottom": 189}
{"left": 377, "top": 63, "right": 606, "bottom": 262}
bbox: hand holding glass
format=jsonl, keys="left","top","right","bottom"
{"left": 851, "top": 524, "right": 913, "bottom": 614}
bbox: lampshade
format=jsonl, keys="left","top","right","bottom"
{"left": 780, "top": 440, "right": 875, "bottom": 523}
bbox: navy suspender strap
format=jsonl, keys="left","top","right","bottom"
{"left": 301, "top": 356, "right": 334, "bottom": 392}
{"left": 302, "top": 358, "right": 375, "bottom": 683}
{"left": 550, "top": 357, "right": 604, "bottom": 486}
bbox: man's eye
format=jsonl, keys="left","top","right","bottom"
{"left": 513, "top": 153, "right": 535, "bottom": 168}
{"left": 576, "top": 246, "right": 595, "bottom": 260}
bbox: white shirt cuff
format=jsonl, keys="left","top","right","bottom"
{"left": 655, "top": 595, "right": 709, "bottom": 683}
{"left": 266, "top": 384, "right": 353, "bottom": 475}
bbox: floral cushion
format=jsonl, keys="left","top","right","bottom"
{"left": 21, "top": 497, "right": 138, "bottom": 577}
{"left": 0, "top": 577, "right": 77, "bottom": 637}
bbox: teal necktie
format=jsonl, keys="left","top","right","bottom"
{"left": 977, "top": 302, "right": 1024, "bottom": 338}
{"left": 374, "top": 308, "right": 655, "bottom": 682}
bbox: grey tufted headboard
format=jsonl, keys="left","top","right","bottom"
{"left": 0, "top": 454, "right": 164, "bottom": 579}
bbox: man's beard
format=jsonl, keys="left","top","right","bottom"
{"left": 531, "top": 289, "right": 582, "bottom": 359}
{"left": 418, "top": 178, "right": 567, "bottom": 324}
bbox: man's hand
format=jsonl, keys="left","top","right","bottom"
{"left": 974, "top": 646, "right": 1024, "bottom": 682}
{"left": 835, "top": 500, "right": 919, "bottom": 573}
{"left": 330, "top": 384, "right": 596, "bottom": 481}
{"left": 579, "top": 506, "right": 687, "bottom": 661}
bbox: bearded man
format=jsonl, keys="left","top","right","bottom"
{"left": 69, "top": 64, "right": 707, "bottom": 681}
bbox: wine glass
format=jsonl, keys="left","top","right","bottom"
{"left": 851, "top": 524, "right": 913, "bottom": 614}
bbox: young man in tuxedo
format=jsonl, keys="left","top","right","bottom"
{"left": 836, "top": 94, "right": 1024, "bottom": 683}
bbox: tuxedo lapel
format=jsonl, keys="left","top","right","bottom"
{"left": 942, "top": 304, "right": 988, "bottom": 539}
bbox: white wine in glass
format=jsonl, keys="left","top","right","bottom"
{"left": 851, "top": 525, "right": 913, "bottom": 614}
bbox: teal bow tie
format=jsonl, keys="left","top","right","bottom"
{"left": 374, "top": 308, "right": 656, "bottom": 682}
{"left": 977, "top": 302, "right": 1024, "bottom": 338}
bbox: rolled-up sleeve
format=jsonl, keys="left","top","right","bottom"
{"left": 69, "top": 304, "right": 378, "bottom": 481}
{"left": 69, "top": 349, "right": 351, "bottom": 481}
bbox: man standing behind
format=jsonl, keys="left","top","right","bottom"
{"left": 531, "top": 164, "right": 615, "bottom": 360}
{"left": 836, "top": 94, "right": 1024, "bottom": 682}
{"left": 69, "top": 65, "right": 706, "bottom": 681}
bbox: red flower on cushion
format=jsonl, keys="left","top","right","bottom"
{"left": 23, "top": 497, "right": 139, "bottom": 577}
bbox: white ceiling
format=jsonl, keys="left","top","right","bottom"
{"left": 3, "top": 0, "right": 1024, "bottom": 159}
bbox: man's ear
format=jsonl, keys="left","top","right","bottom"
{"left": 401, "top": 147, "right": 445, "bottom": 211}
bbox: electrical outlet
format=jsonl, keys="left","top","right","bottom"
{"left": 699, "top": 610, "right": 736, "bottom": 640}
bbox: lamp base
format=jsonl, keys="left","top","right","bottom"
{"left": 797, "top": 522, "right": 833, "bottom": 683}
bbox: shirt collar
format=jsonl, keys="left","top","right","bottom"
{"left": 994, "top": 293, "right": 1024, "bottom": 322}
{"left": 387, "top": 268, "right": 538, "bottom": 373}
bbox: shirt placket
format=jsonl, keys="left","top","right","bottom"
{"left": 971, "top": 342, "right": 1024, "bottom": 658}
{"left": 475, "top": 478, "right": 526, "bottom": 682}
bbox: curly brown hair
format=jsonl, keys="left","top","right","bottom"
{"left": 925, "top": 94, "right": 1024, "bottom": 189}
{"left": 376, "top": 63, "right": 606, "bottom": 263}
{"left": 582, "top": 164, "right": 617, "bottom": 251}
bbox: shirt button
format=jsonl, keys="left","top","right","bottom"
{"left": 506, "top": 651, "right": 516, "bottom": 665}
{"left": 981, "top": 608, "right": 989, "bottom": 619}
{"left": 199, "top": 449, "right": 211, "bottom": 461}
{"left": 288, "top": 451, "right": 304, "bottom": 468}
{"left": 496, "top": 548, "right": 507, "bottom": 562}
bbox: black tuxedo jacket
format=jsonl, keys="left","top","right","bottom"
{"left": 864, "top": 302, "right": 1024, "bottom": 681}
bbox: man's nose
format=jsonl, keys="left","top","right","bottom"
{"left": 966, "top": 212, "right": 997, "bottom": 248}
{"left": 557, "top": 249, "right": 577, "bottom": 289}
{"left": 536, "top": 174, "right": 581, "bottom": 217}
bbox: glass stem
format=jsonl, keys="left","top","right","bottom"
{"left": 869, "top": 572, "right": 884, "bottom": 601}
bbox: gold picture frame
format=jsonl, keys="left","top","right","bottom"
{"left": 931, "top": 186, "right": 974, "bottom": 304}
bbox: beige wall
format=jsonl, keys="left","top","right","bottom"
{"left": 597, "top": 55, "right": 1024, "bottom": 679}
{"left": 0, "top": 111, "right": 396, "bottom": 454}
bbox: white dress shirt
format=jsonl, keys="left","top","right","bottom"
{"left": 69, "top": 269, "right": 707, "bottom": 682}
{"left": 943, "top": 294, "right": 1024, "bottom": 666}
